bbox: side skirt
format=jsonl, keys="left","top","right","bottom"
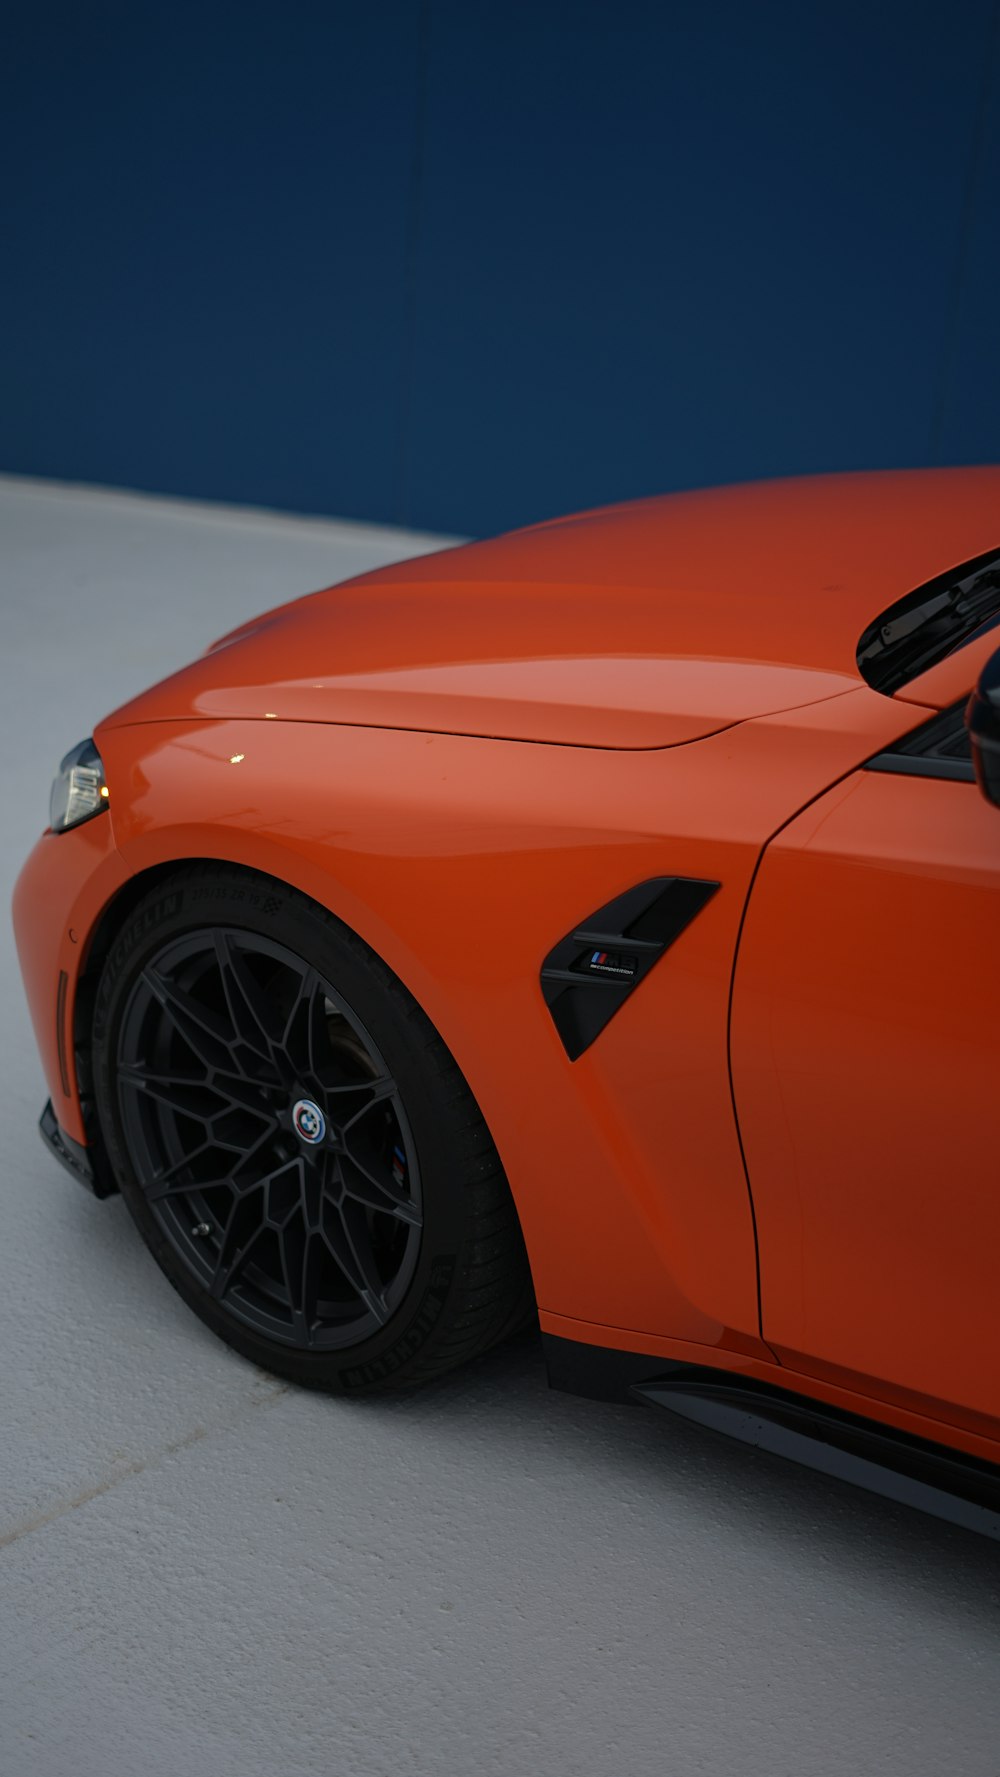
{"left": 543, "top": 1333, "right": 1000, "bottom": 1541}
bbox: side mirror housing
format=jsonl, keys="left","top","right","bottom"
{"left": 967, "top": 644, "right": 1000, "bottom": 810}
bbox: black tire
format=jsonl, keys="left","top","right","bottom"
{"left": 91, "top": 863, "right": 534, "bottom": 1392}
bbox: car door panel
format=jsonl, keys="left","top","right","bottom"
{"left": 731, "top": 766, "right": 1000, "bottom": 1424}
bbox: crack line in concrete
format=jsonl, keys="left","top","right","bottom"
{"left": 0, "top": 1382, "right": 290, "bottom": 1553}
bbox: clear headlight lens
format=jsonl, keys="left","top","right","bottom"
{"left": 49, "top": 738, "right": 109, "bottom": 833}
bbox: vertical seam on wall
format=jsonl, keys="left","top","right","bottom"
{"left": 929, "top": 0, "right": 1000, "bottom": 460}
{"left": 394, "top": 0, "right": 432, "bottom": 527}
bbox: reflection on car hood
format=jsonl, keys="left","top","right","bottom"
{"left": 100, "top": 468, "right": 1000, "bottom": 749}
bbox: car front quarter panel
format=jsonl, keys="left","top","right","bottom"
{"left": 82, "top": 689, "right": 917, "bottom": 1353}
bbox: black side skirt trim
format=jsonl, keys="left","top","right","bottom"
{"left": 543, "top": 1333, "right": 1000, "bottom": 1540}
{"left": 635, "top": 1372, "right": 1000, "bottom": 1541}
{"left": 542, "top": 1331, "right": 685, "bottom": 1401}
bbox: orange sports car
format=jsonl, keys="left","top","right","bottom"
{"left": 13, "top": 469, "right": 1000, "bottom": 1538}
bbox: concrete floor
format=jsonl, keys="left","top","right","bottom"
{"left": 1, "top": 477, "right": 998, "bottom": 1777}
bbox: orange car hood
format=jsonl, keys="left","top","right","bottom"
{"left": 102, "top": 468, "right": 1000, "bottom": 749}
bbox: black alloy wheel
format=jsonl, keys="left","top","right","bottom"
{"left": 92, "top": 865, "right": 533, "bottom": 1390}
{"left": 116, "top": 927, "right": 422, "bottom": 1351}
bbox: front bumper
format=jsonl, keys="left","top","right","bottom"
{"left": 39, "top": 1099, "right": 117, "bottom": 1198}
{"left": 12, "top": 815, "right": 130, "bottom": 1145}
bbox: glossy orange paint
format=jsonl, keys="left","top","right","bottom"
{"left": 731, "top": 765, "right": 1000, "bottom": 1424}
{"left": 12, "top": 468, "right": 1000, "bottom": 1467}
{"left": 101, "top": 466, "right": 1000, "bottom": 745}
{"left": 89, "top": 689, "right": 914, "bottom": 1349}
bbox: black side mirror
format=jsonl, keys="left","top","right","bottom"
{"left": 967, "top": 645, "right": 1000, "bottom": 810}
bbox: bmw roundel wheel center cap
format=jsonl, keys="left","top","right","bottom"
{"left": 291, "top": 1097, "right": 327, "bottom": 1145}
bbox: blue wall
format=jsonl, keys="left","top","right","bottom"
{"left": 2, "top": 1, "right": 998, "bottom": 537}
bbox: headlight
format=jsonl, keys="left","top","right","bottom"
{"left": 49, "top": 738, "right": 109, "bottom": 833}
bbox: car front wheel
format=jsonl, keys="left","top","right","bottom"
{"left": 91, "top": 864, "right": 534, "bottom": 1391}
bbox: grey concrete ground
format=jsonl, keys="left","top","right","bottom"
{"left": 1, "top": 476, "right": 998, "bottom": 1777}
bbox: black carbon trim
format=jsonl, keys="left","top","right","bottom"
{"left": 543, "top": 1332, "right": 684, "bottom": 1401}
{"left": 866, "top": 753, "right": 975, "bottom": 782}
{"left": 634, "top": 1370, "right": 1000, "bottom": 1543}
{"left": 544, "top": 1333, "right": 1000, "bottom": 1539}
{"left": 39, "top": 1099, "right": 118, "bottom": 1199}
{"left": 540, "top": 875, "right": 719, "bottom": 1060}
{"left": 865, "top": 698, "right": 975, "bottom": 783}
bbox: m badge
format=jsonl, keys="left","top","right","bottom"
{"left": 585, "top": 949, "right": 638, "bottom": 979}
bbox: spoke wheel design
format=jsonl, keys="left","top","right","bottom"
{"left": 116, "top": 927, "right": 422, "bottom": 1350}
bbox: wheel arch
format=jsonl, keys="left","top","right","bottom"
{"left": 76, "top": 848, "right": 475, "bottom": 1089}
{"left": 73, "top": 860, "right": 194, "bottom": 1118}
{"left": 73, "top": 852, "right": 536, "bottom": 1281}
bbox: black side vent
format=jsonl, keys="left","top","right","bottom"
{"left": 541, "top": 876, "right": 719, "bottom": 1060}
